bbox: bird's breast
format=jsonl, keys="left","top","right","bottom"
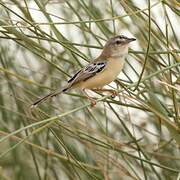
{"left": 106, "top": 58, "right": 125, "bottom": 77}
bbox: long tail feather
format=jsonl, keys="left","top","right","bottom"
{"left": 30, "top": 87, "right": 68, "bottom": 108}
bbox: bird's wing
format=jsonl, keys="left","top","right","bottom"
{"left": 67, "top": 61, "right": 107, "bottom": 86}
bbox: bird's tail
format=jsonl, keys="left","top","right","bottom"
{"left": 30, "top": 86, "right": 69, "bottom": 108}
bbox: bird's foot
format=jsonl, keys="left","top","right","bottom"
{"left": 83, "top": 89, "right": 97, "bottom": 107}
{"left": 111, "top": 90, "right": 118, "bottom": 98}
{"left": 90, "top": 99, "right": 97, "bottom": 107}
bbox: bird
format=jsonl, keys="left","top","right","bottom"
{"left": 31, "top": 35, "right": 136, "bottom": 108}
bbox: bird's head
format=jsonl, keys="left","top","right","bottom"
{"left": 101, "top": 35, "right": 136, "bottom": 58}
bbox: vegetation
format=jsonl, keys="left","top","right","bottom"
{"left": 0, "top": 0, "right": 179, "bottom": 179}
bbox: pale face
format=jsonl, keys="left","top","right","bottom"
{"left": 103, "top": 35, "right": 136, "bottom": 57}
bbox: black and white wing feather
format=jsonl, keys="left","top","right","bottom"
{"left": 68, "top": 61, "right": 107, "bottom": 85}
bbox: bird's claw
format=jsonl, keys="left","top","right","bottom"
{"left": 111, "top": 90, "right": 118, "bottom": 98}
{"left": 90, "top": 99, "right": 97, "bottom": 107}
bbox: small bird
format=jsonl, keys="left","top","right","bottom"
{"left": 31, "top": 35, "right": 136, "bottom": 107}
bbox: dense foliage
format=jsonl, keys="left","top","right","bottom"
{"left": 0, "top": 0, "right": 179, "bottom": 179}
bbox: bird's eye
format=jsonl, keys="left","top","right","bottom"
{"left": 116, "top": 40, "right": 121, "bottom": 45}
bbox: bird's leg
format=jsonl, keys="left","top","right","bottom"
{"left": 93, "top": 88, "right": 118, "bottom": 98}
{"left": 83, "top": 89, "right": 96, "bottom": 107}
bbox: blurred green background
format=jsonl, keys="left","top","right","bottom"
{"left": 0, "top": 0, "right": 179, "bottom": 179}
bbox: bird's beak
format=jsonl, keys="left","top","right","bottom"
{"left": 126, "top": 38, "right": 136, "bottom": 43}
